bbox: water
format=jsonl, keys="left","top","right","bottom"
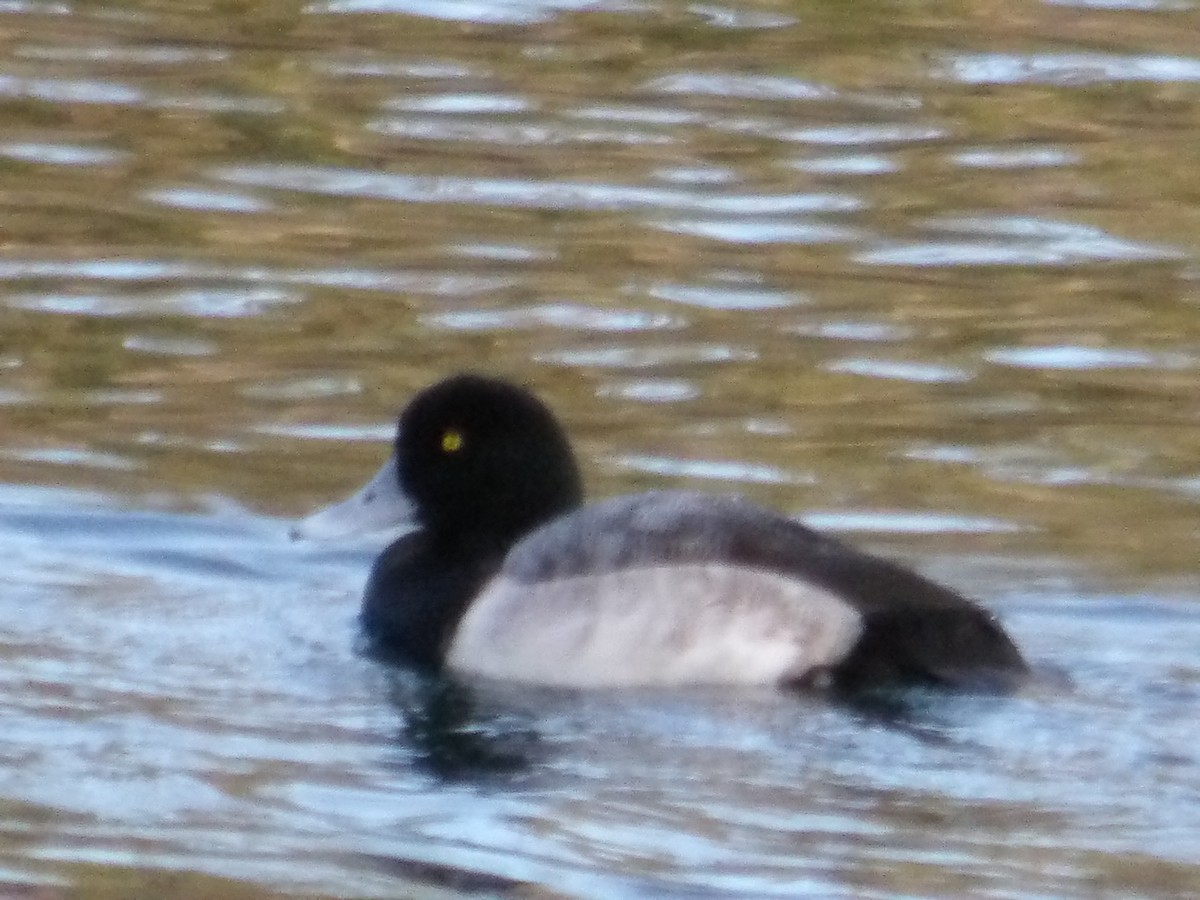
{"left": 1, "top": 0, "right": 1199, "bottom": 896}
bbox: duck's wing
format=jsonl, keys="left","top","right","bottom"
{"left": 787, "top": 548, "right": 1029, "bottom": 691}
{"left": 445, "top": 491, "right": 1026, "bottom": 690}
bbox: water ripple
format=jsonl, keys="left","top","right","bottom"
{"left": 858, "top": 215, "right": 1179, "bottom": 266}
{"left": 985, "top": 345, "right": 1190, "bottom": 371}
{"left": 657, "top": 218, "right": 867, "bottom": 245}
{"left": 0, "top": 141, "right": 128, "bottom": 166}
{"left": 0, "top": 73, "right": 282, "bottom": 113}
{"left": 646, "top": 72, "right": 838, "bottom": 101}
{"left": 687, "top": 3, "right": 797, "bottom": 29}
{"left": 6, "top": 287, "right": 300, "bottom": 319}
{"left": 539, "top": 342, "right": 757, "bottom": 369}
{"left": 825, "top": 357, "right": 974, "bottom": 384}
{"left": 214, "top": 164, "right": 862, "bottom": 216}
{"left": 372, "top": 114, "right": 676, "bottom": 146}
{"left": 647, "top": 280, "right": 803, "bottom": 310}
{"left": 944, "top": 52, "right": 1200, "bottom": 85}
{"left": 309, "top": 0, "right": 607, "bottom": 25}
{"left": 0, "top": 258, "right": 513, "bottom": 297}
{"left": 951, "top": 146, "right": 1079, "bottom": 170}
{"left": 809, "top": 508, "right": 1025, "bottom": 535}
{"left": 614, "top": 453, "right": 807, "bottom": 486}
{"left": 143, "top": 185, "right": 273, "bottom": 213}
{"left": 794, "top": 153, "right": 900, "bottom": 176}
{"left": 387, "top": 92, "right": 533, "bottom": 114}
{"left": 17, "top": 44, "right": 231, "bottom": 65}
{"left": 423, "top": 303, "right": 681, "bottom": 333}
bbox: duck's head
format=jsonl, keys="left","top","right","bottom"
{"left": 293, "top": 374, "right": 584, "bottom": 545}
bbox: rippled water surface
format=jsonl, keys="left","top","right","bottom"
{"left": 2, "top": 0, "right": 1199, "bottom": 896}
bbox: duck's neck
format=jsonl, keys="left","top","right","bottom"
{"left": 358, "top": 527, "right": 516, "bottom": 670}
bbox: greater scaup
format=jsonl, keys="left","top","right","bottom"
{"left": 294, "top": 374, "right": 1028, "bottom": 692}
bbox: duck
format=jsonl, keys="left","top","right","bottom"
{"left": 293, "top": 373, "right": 1028, "bottom": 693}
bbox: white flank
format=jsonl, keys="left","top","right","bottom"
{"left": 446, "top": 564, "right": 863, "bottom": 687}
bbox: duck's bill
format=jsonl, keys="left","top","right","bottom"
{"left": 290, "top": 453, "right": 418, "bottom": 541}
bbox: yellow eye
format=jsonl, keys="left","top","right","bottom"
{"left": 441, "top": 429, "right": 464, "bottom": 453}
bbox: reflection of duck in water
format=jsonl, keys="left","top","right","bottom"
{"left": 295, "top": 374, "right": 1027, "bottom": 694}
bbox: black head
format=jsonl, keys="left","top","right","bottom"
{"left": 394, "top": 374, "right": 584, "bottom": 544}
